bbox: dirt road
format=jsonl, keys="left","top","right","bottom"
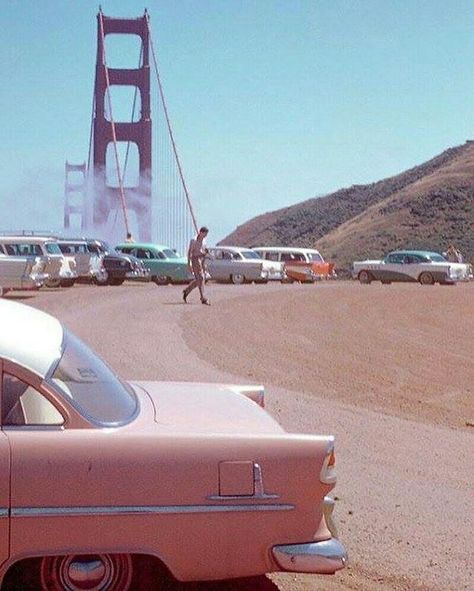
{"left": 18, "top": 280, "right": 474, "bottom": 591}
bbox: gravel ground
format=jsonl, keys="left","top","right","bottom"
{"left": 11, "top": 280, "right": 474, "bottom": 591}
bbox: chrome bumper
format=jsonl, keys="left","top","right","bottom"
{"left": 272, "top": 537, "right": 347, "bottom": 574}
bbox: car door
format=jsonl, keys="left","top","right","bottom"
{"left": 205, "top": 249, "right": 222, "bottom": 279}
{"left": 1, "top": 362, "right": 70, "bottom": 561}
{"left": 0, "top": 360, "right": 12, "bottom": 565}
{"left": 0, "top": 253, "right": 29, "bottom": 289}
{"left": 381, "top": 253, "right": 414, "bottom": 282}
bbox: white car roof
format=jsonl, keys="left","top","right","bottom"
{"left": 0, "top": 300, "right": 63, "bottom": 377}
{"left": 253, "top": 246, "right": 321, "bottom": 254}
{"left": 211, "top": 246, "right": 253, "bottom": 252}
{"left": 0, "top": 236, "right": 57, "bottom": 244}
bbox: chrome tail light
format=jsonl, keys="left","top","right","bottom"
{"left": 320, "top": 437, "right": 337, "bottom": 485}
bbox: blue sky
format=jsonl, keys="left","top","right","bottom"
{"left": 2, "top": 1, "right": 474, "bottom": 243}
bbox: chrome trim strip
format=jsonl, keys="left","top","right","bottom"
{"left": 0, "top": 509, "right": 8, "bottom": 517}
{"left": 12, "top": 502, "right": 294, "bottom": 518}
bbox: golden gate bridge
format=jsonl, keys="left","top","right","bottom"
{"left": 64, "top": 8, "right": 198, "bottom": 255}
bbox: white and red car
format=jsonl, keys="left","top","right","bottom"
{"left": 353, "top": 250, "right": 472, "bottom": 285}
{"left": 0, "top": 300, "right": 347, "bottom": 590}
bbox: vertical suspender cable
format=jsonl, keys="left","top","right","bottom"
{"left": 145, "top": 13, "right": 199, "bottom": 234}
{"left": 98, "top": 10, "right": 131, "bottom": 237}
{"left": 111, "top": 42, "right": 144, "bottom": 233}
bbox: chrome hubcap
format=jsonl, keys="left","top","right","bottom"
{"left": 63, "top": 555, "right": 111, "bottom": 590}
{"left": 68, "top": 557, "right": 107, "bottom": 588}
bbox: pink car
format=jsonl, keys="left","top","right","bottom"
{"left": 0, "top": 300, "right": 347, "bottom": 590}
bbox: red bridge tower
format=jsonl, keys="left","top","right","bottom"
{"left": 92, "top": 11, "right": 152, "bottom": 241}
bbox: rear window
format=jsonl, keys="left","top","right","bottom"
{"left": 48, "top": 330, "right": 137, "bottom": 426}
{"left": 308, "top": 252, "right": 323, "bottom": 263}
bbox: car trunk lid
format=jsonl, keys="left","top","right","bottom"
{"left": 132, "top": 381, "right": 284, "bottom": 435}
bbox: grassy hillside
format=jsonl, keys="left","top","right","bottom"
{"left": 220, "top": 141, "right": 474, "bottom": 270}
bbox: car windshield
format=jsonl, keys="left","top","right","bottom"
{"left": 45, "top": 243, "right": 62, "bottom": 255}
{"left": 162, "top": 248, "right": 179, "bottom": 258}
{"left": 308, "top": 252, "right": 323, "bottom": 262}
{"left": 241, "top": 250, "right": 261, "bottom": 259}
{"left": 103, "top": 242, "right": 121, "bottom": 256}
{"left": 48, "top": 330, "right": 137, "bottom": 426}
{"left": 428, "top": 253, "right": 446, "bottom": 262}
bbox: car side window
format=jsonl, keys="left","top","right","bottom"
{"left": 387, "top": 254, "right": 404, "bottom": 264}
{"left": 267, "top": 252, "right": 279, "bottom": 261}
{"left": 154, "top": 250, "right": 166, "bottom": 260}
{"left": 2, "top": 373, "right": 64, "bottom": 427}
{"left": 281, "top": 253, "right": 302, "bottom": 262}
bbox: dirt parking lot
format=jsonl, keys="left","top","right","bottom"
{"left": 13, "top": 280, "right": 474, "bottom": 590}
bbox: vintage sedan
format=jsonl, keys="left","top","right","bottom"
{"left": 116, "top": 243, "right": 193, "bottom": 285}
{"left": 353, "top": 250, "right": 473, "bottom": 285}
{"left": 206, "top": 246, "right": 284, "bottom": 284}
{"left": 86, "top": 240, "right": 144, "bottom": 286}
{"left": 0, "top": 300, "right": 347, "bottom": 590}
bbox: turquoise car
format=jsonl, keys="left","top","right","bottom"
{"left": 115, "top": 243, "right": 193, "bottom": 285}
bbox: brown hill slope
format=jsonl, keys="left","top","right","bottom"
{"left": 220, "top": 141, "right": 474, "bottom": 269}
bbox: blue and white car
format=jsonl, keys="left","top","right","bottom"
{"left": 352, "top": 250, "right": 472, "bottom": 285}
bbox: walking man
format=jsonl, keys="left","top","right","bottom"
{"left": 183, "top": 226, "right": 210, "bottom": 305}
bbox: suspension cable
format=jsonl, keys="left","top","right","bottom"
{"left": 145, "top": 12, "right": 199, "bottom": 234}
{"left": 98, "top": 9, "right": 131, "bottom": 237}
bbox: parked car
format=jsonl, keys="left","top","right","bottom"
{"left": 0, "top": 299, "right": 347, "bottom": 589}
{"left": 85, "top": 239, "right": 143, "bottom": 286}
{"left": 206, "top": 246, "right": 281, "bottom": 284}
{"left": 352, "top": 250, "right": 473, "bottom": 285}
{"left": 57, "top": 239, "right": 102, "bottom": 283}
{"left": 116, "top": 243, "right": 193, "bottom": 285}
{"left": 0, "top": 254, "right": 48, "bottom": 296}
{"left": 253, "top": 247, "right": 336, "bottom": 283}
{"left": 124, "top": 254, "right": 151, "bottom": 283}
{"left": 0, "top": 236, "right": 77, "bottom": 288}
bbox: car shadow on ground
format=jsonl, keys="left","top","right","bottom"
{"left": 159, "top": 576, "right": 279, "bottom": 590}
{"left": 4, "top": 294, "right": 36, "bottom": 300}
{"left": 3, "top": 562, "right": 279, "bottom": 591}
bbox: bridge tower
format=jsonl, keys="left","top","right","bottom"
{"left": 92, "top": 11, "right": 152, "bottom": 241}
{"left": 64, "top": 161, "right": 87, "bottom": 230}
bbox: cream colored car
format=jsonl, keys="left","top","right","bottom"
{"left": 207, "top": 246, "right": 285, "bottom": 283}
{"left": 0, "top": 254, "right": 48, "bottom": 296}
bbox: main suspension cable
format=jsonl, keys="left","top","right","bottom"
{"left": 145, "top": 12, "right": 199, "bottom": 234}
